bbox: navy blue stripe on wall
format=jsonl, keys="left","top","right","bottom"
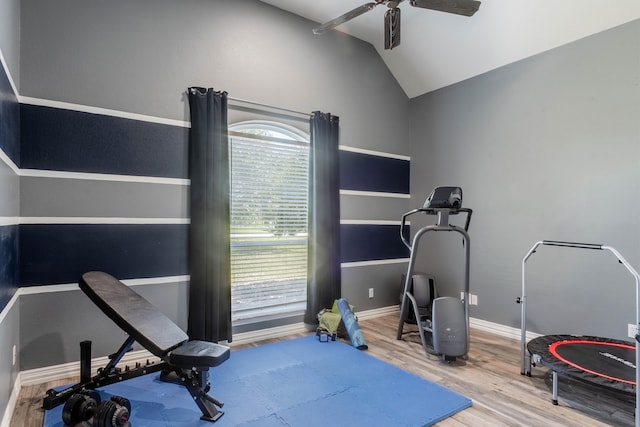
{"left": 339, "top": 150, "right": 409, "bottom": 194}
{"left": 340, "top": 224, "right": 409, "bottom": 263}
{"left": 0, "top": 225, "right": 19, "bottom": 311}
{"left": 0, "top": 62, "right": 19, "bottom": 165}
{"left": 20, "top": 104, "right": 188, "bottom": 178}
{"left": 19, "top": 224, "right": 188, "bottom": 286}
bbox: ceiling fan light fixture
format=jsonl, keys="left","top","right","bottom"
{"left": 384, "top": 7, "right": 401, "bottom": 50}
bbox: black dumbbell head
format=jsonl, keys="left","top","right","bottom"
{"left": 94, "top": 398, "right": 131, "bottom": 427}
{"left": 61, "top": 391, "right": 100, "bottom": 426}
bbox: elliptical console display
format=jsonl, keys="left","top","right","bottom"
{"left": 423, "top": 186, "right": 462, "bottom": 209}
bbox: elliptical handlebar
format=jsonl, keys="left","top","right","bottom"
{"left": 460, "top": 208, "right": 473, "bottom": 232}
{"left": 400, "top": 207, "right": 473, "bottom": 249}
{"left": 400, "top": 208, "right": 421, "bottom": 249}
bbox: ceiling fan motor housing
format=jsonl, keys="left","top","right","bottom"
{"left": 384, "top": 7, "right": 401, "bottom": 49}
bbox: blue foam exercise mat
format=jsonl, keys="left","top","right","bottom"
{"left": 44, "top": 335, "right": 472, "bottom": 426}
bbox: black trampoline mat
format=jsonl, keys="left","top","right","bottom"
{"left": 550, "top": 339, "right": 635, "bottom": 383}
{"left": 528, "top": 335, "right": 636, "bottom": 394}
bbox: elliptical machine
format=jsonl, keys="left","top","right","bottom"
{"left": 396, "top": 187, "right": 472, "bottom": 361}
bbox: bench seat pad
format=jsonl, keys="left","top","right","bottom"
{"left": 169, "top": 340, "right": 230, "bottom": 368}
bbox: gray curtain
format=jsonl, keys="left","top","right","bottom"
{"left": 304, "top": 111, "right": 342, "bottom": 327}
{"left": 186, "top": 87, "right": 232, "bottom": 342}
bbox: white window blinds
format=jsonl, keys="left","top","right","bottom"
{"left": 229, "top": 124, "right": 309, "bottom": 323}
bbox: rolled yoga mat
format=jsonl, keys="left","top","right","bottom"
{"left": 337, "top": 298, "right": 368, "bottom": 350}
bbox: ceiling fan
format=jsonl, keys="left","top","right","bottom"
{"left": 312, "top": 0, "right": 481, "bottom": 50}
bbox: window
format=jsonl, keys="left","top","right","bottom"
{"left": 229, "top": 121, "right": 309, "bottom": 324}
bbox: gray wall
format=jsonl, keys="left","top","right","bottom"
{"left": 0, "top": 0, "right": 20, "bottom": 88}
{"left": 20, "top": 281, "right": 188, "bottom": 369}
{"left": 408, "top": 19, "right": 640, "bottom": 340}
{"left": 0, "top": 159, "right": 19, "bottom": 220}
{"left": 0, "top": 0, "right": 21, "bottom": 420}
{"left": 17, "top": 0, "right": 411, "bottom": 369}
{"left": 20, "top": 0, "right": 410, "bottom": 153}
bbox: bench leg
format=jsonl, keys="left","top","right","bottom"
{"left": 43, "top": 338, "right": 166, "bottom": 410}
{"left": 175, "top": 368, "right": 224, "bottom": 422}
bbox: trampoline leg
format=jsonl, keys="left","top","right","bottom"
{"left": 552, "top": 371, "right": 558, "bottom": 405}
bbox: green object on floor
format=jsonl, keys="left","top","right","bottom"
{"left": 319, "top": 311, "right": 342, "bottom": 334}
{"left": 318, "top": 299, "right": 356, "bottom": 336}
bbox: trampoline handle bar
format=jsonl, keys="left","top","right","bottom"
{"left": 542, "top": 240, "right": 603, "bottom": 250}
{"left": 520, "top": 241, "right": 542, "bottom": 375}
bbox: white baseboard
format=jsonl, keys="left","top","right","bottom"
{"left": 19, "top": 349, "right": 159, "bottom": 386}
{"left": 470, "top": 317, "right": 540, "bottom": 341}
{"left": 356, "top": 304, "right": 400, "bottom": 321}
{"left": 16, "top": 306, "right": 536, "bottom": 387}
{"left": 364, "top": 304, "right": 540, "bottom": 343}
{"left": 0, "top": 374, "right": 21, "bottom": 427}
{"left": 16, "top": 305, "right": 402, "bottom": 387}
{"left": 230, "top": 305, "right": 401, "bottom": 346}
{"left": 230, "top": 322, "right": 309, "bottom": 346}
{"left": 353, "top": 304, "right": 536, "bottom": 343}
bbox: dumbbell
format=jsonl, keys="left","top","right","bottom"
{"left": 61, "top": 390, "right": 101, "bottom": 426}
{"left": 62, "top": 392, "right": 131, "bottom": 427}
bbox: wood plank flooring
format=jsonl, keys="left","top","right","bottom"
{"left": 10, "top": 314, "right": 635, "bottom": 426}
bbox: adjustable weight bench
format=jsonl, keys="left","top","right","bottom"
{"left": 43, "top": 271, "right": 230, "bottom": 422}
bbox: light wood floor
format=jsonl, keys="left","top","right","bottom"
{"left": 11, "top": 314, "right": 635, "bottom": 426}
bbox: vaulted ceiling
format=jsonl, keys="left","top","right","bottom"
{"left": 260, "top": 0, "right": 640, "bottom": 98}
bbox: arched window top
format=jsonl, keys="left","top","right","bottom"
{"left": 230, "top": 120, "right": 309, "bottom": 143}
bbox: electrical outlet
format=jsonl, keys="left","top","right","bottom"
{"left": 12, "top": 345, "right": 16, "bottom": 366}
{"left": 462, "top": 293, "right": 478, "bottom": 305}
{"left": 628, "top": 324, "right": 637, "bottom": 338}
{"left": 368, "top": 288, "right": 374, "bottom": 298}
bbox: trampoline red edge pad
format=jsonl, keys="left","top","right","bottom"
{"left": 527, "top": 334, "right": 636, "bottom": 394}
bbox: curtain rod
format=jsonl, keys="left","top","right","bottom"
{"left": 227, "top": 96, "right": 311, "bottom": 119}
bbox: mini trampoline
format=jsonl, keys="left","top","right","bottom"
{"left": 528, "top": 334, "right": 635, "bottom": 395}
{"left": 519, "top": 241, "right": 640, "bottom": 426}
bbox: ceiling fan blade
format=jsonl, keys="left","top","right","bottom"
{"left": 409, "top": 0, "right": 481, "bottom": 17}
{"left": 313, "top": 2, "right": 381, "bottom": 35}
